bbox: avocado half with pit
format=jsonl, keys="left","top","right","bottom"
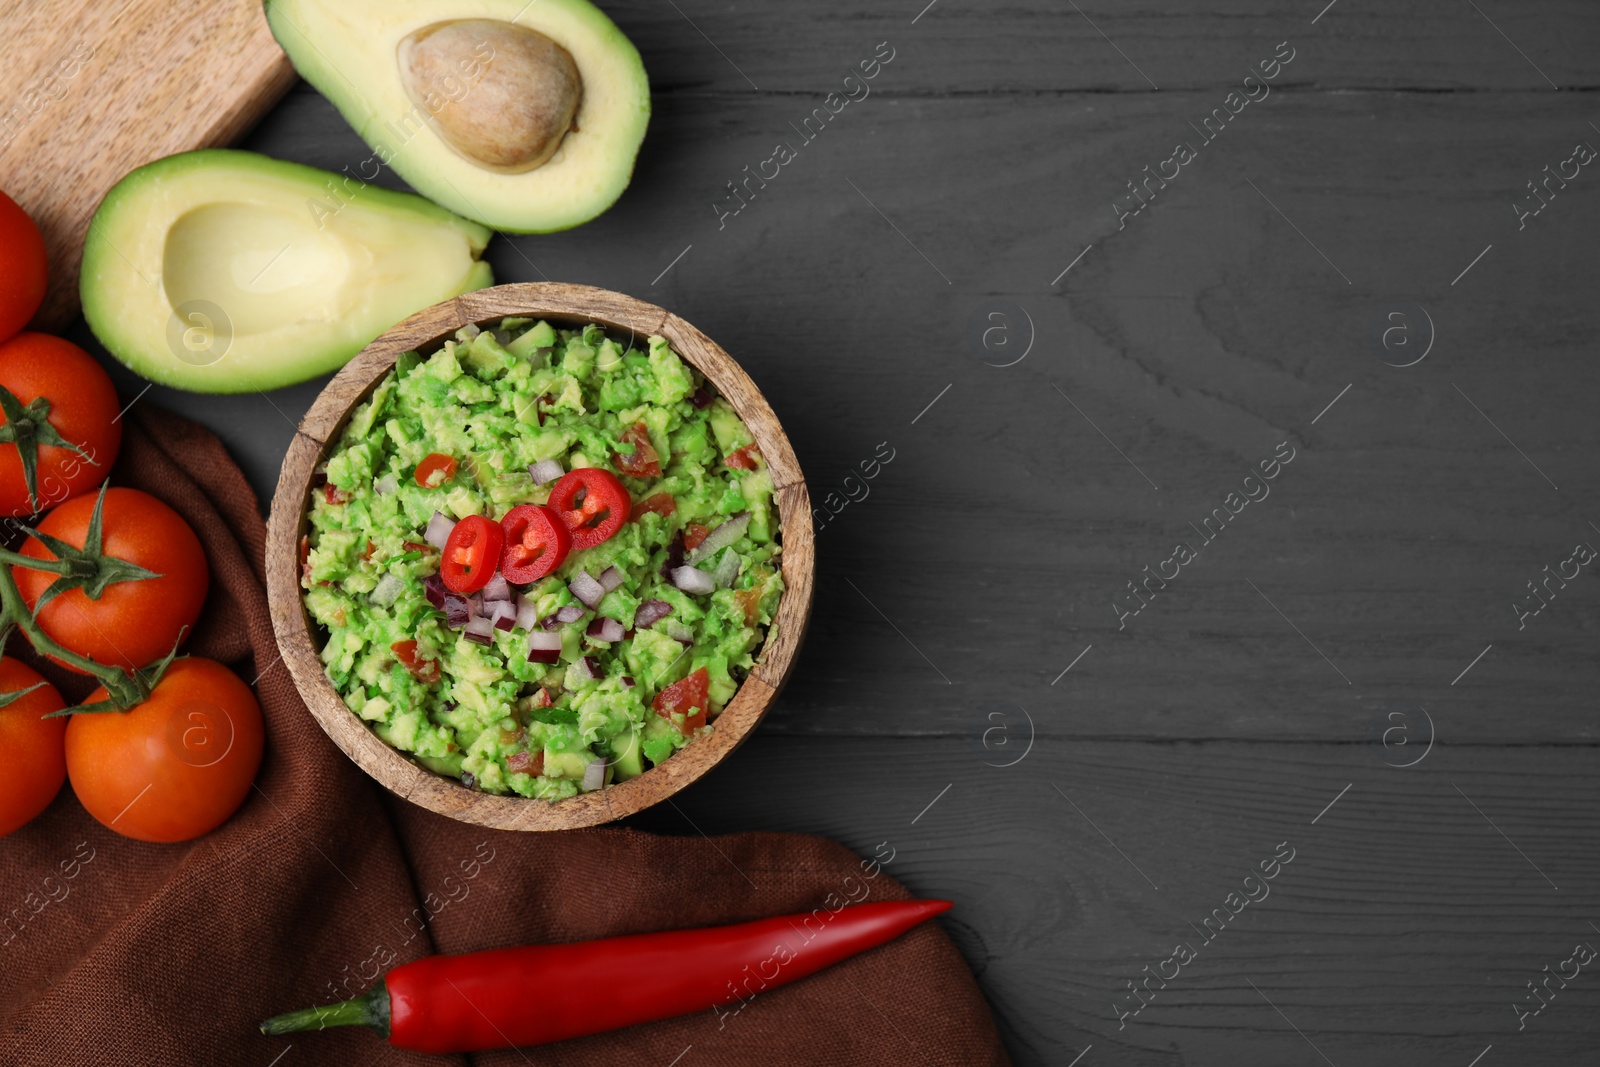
{"left": 81, "top": 149, "right": 493, "bottom": 393}
{"left": 265, "top": 0, "right": 651, "bottom": 233}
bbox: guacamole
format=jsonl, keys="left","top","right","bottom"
{"left": 301, "top": 318, "right": 783, "bottom": 799}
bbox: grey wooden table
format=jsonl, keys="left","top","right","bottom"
{"left": 65, "top": 2, "right": 1600, "bottom": 1063}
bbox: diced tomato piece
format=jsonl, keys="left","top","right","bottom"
{"left": 653, "top": 667, "right": 710, "bottom": 736}
{"left": 391, "top": 640, "right": 441, "bottom": 684}
{"left": 724, "top": 444, "right": 760, "bottom": 471}
{"left": 684, "top": 524, "right": 710, "bottom": 551}
{"left": 630, "top": 493, "right": 676, "bottom": 521}
{"left": 402, "top": 540, "right": 434, "bottom": 554}
{"left": 614, "top": 422, "right": 662, "bottom": 478}
{"left": 414, "top": 452, "right": 458, "bottom": 488}
{"left": 506, "top": 750, "right": 545, "bottom": 776}
{"left": 531, "top": 687, "right": 553, "bottom": 708}
{"left": 361, "top": 540, "right": 377, "bottom": 562}
{"left": 323, "top": 483, "right": 350, "bottom": 505}
{"left": 734, "top": 587, "right": 764, "bottom": 627}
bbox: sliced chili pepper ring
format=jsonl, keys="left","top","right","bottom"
{"left": 440, "top": 514, "right": 504, "bottom": 594}
{"left": 548, "top": 468, "right": 631, "bottom": 551}
{"left": 499, "top": 504, "right": 572, "bottom": 584}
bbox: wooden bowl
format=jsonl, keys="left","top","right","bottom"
{"left": 265, "top": 284, "right": 813, "bottom": 831}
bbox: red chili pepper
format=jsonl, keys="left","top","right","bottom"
{"left": 499, "top": 503, "right": 571, "bottom": 583}
{"left": 440, "top": 514, "right": 504, "bottom": 594}
{"left": 548, "top": 468, "right": 630, "bottom": 551}
{"left": 260, "top": 899, "right": 950, "bottom": 1053}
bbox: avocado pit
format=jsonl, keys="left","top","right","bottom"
{"left": 398, "top": 18, "right": 582, "bottom": 174}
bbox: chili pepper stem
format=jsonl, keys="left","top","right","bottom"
{"left": 259, "top": 986, "right": 391, "bottom": 1038}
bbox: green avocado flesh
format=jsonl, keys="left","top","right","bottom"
{"left": 302, "top": 319, "right": 784, "bottom": 799}
{"left": 80, "top": 150, "right": 493, "bottom": 394}
{"left": 266, "top": 0, "right": 651, "bottom": 233}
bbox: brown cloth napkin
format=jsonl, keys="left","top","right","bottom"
{"left": 0, "top": 407, "right": 1009, "bottom": 1066}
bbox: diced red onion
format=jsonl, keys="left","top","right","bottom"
{"left": 423, "top": 573, "right": 448, "bottom": 608}
{"left": 571, "top": 655, "right": 601, "bottom": 682}
{"left": 529, "top": 458, "right": 565, "bottom": 486}
{"left": 442, "top": 593, "right": 471, "bottom": 628}
{"left": 515, "top": 595, "right": 540, "bottom": 632}
{"left": 569, "top": 570, "right": 605, "bottom": 608}
{"left": 424, "top": 511, "right": 456, "bottom": 550}
{"left": 686, "top": 512, "right": 750, "bottom": 565}
{"left": 690, "top": 387, "right": 713, "bottom": 409}
{"left": 711, "top": 551, "right": 742, "bottom": 589}
{"left": 669, "top": 566, "right": 716, "bottom": 596}
{"left": 633, "top": 599, "right": 672, "bottom": 629}
{"left": 586, "top": 617, "right": 624, "bottom": 642}
{"left": 369, "top": 572, "right": 405, "bottom": 606}
{"left": 467, "top": 593, "right": 483, "bottom": 619}
{"left": 540, "top": 602, "right": 587, "bottom": 630}
{"left": 580, "top": 758, "right": 607, "bottom": 792}
{"left": 486, "top": 600, "right": 518, "bottom": 631}
{"left": 526, "top": 631, "right": 562, "bottom": 664}
{"left": 482, "top": 574, "right": 512, "bottom": 602}
{"left": 464, "top": 616, "right": 495, "bottom": 645}
{"left": 373, "top": 473, "right": 398, "bottom": 495}
{"left": 598, "top": 565, "right": 625, "bottom": 593}
{"left": 664, "top": 620, "right": 695, "bottom": 646}
{"left": 621, "top": 675, "right": 636, "bottom": 689}
{"left": 660, "top": 533, "right": 685, "bottom": 580}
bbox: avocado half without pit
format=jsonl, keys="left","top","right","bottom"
{"left": 79, "top": 150, "right": 493, "bottom": 393}
{"left": 266, "top": 0, "right": 651, "bottom": 233}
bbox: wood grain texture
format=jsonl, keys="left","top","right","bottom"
{"left": 0, "top": 0, "right": 294, "bottom": 328}
{"left": 629, "top": 735, "right": 1600, "bottom": 1066}
{"left": 41, "top": 0, "right": 1600, "bottom": 1061}
{"left": 266, "top": 284, "right": 813, "bottom": 831}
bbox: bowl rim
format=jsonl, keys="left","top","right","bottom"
{"left": 265, "top": 283, "right": 814, "bottom": 831}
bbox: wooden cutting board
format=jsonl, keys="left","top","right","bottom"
{"left": 0, "top": 0, "right": 296, "bottom": 329}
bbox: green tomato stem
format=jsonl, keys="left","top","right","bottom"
{"left": 0, "top": 546, "right": 72, "bottom": 574}
{"left": 0, "top": 549, "right": 145, "bottom": 709}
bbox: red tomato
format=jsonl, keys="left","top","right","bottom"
{"left": 441, "top": 514, "right": 504, "bottom": 593}
{"left": 549, "top": 468, "right": 630, "bottom": 551}
{"left": 414, "top": 452, "right": 458, "bottom": 488}
{"left": 630, "top": 493, "right": 676, "bottom": 521}
{"left": 725, "top": 444, "right": 760, "bottom": 471}
{"left": 499, "top": 504, "right": 571, "bottom": 583}
{"left": 65, "top": 658, "right": 264, "bottom": 843}
{"left": 653, "top": 667, "right": 710, "bottom": 736}
{"left": 391, "top": 640, "right": 442, "bottom": 684}
{"left": 322, "top": 483, "right": 350, "bottom": 505}
{"left": 0, "top": 658, "right": 66, "bottom": 837}
{"left": 614, "top": 422, "right": 662, "bottom": 478}
{"left": 0, "top": 333, "right": 121, "bottom": 516}
{"left": 14, "top": 488, "right": 209, "bottom": 673}
{"left": 0, "top": 191, "right": 47, "bottom": 341}
{"left": 684, "top": 523, "right": 710, "bottom": 552}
